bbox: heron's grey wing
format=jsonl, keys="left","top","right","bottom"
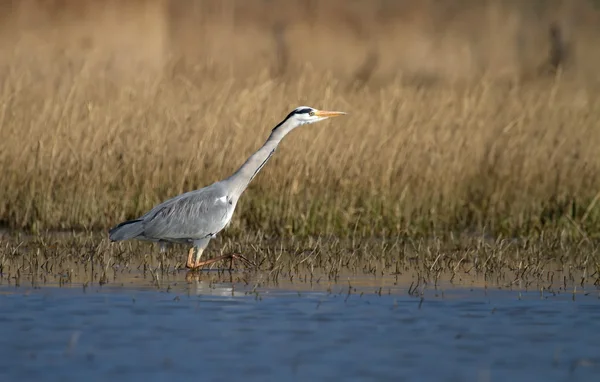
{"left": 141, "top": 186, "right": 231, "bottom": 241}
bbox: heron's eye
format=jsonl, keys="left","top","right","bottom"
{"left": 309, "top": 111, "right": 315, "bottom": 116}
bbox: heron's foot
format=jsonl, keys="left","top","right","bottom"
{"left": 228, "top": 253, "right": 256, "bottom": 269}
{"left": 186, "top": 253, "right": 255, "bottom": 270}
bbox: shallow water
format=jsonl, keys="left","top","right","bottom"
{"left": 1, "top": 272, "right": 599, "bottom": 382}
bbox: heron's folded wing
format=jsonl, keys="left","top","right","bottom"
{"left": 141, "top": 189, "right": 230, "bottom": 240}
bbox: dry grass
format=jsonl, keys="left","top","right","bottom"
{"left": 2, "top": 0, "right": 600, "bottom": 239}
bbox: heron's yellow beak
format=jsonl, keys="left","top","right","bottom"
{"left": 314, "top": 110, "right": 347, "bottom": 118}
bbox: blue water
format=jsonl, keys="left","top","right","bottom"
{"left": 0, "top": 280, "right": 599, "bottom": 382}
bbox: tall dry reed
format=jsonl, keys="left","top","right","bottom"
{"left": 1, "top": 0, "right": 600, "bottom": 239}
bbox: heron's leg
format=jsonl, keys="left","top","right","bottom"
{"left": 192, "top": 253, "right": 255, "bottom": 269}
{"left": 191, "top": 255, "right": 230, "bottom": 269}
{"left": 185, "top": 238, "right": 211, "bottom": 269}
{"left": 186, "top": 248, "right": 197, "bottom": 269}
{"left": 186, "top": 247, "right": 207, "bottom": 269}
{"left": 229, "top": 254, "right": 255, "bottom": 268}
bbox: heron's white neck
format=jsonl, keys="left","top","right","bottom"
{"left": 224, "top": 117, "right": 299, "bottom": 199}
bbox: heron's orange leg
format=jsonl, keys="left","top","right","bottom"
{"left": 189, "top": 253, "right": 255, "bottom": 270}
{"left": 186, "top": 247, "right": 200, "bottom": 269}
{"left": 228, "top": 254, "right": 255, "bottom": 268}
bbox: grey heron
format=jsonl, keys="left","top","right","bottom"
{"left": 108, "top": 106, "right": 346, "bottom": 269}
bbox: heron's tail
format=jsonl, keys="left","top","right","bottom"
{"left": 108, "top": 219, "right": 144, "bottom": 242}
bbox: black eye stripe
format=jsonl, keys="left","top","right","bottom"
{"left": 272, "top": 108, "right": 315, "bottom": 131}
{"left": 294, "top": 108, "right": 313, "bottom": 115}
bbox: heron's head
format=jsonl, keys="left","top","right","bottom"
{"left": 290, "top": 106, "right": 346, "bottom": 125}
{"left": 274, "top": 106, "right": 346, "bottom": 132}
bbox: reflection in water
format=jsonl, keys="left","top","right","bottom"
{"left": 183, "top": 270, "right": 248, "bottom": 297}
{"left": 0, "top": 275, "right": 599, "bottom": 382}
{"left": 185, "top": 278, "right": 243, "bottom": 298}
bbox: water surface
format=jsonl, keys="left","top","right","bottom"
{"left": 1, "top": 271, "right": 599, "bottom": 382}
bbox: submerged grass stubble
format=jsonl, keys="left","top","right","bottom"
{"left": 1, "top": 233, "right": 598, "bottom": 296}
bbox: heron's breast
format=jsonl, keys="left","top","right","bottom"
{"left": 212, "top": 195, "right": 236, "bottom": 228}
{"left": 222, "top": 196, "right": 237, "bottom": 227}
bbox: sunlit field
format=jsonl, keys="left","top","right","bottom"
{"left": 1, "top": 0, "right": 600, "bottom": 241}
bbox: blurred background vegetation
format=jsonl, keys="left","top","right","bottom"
{"left": 2, "top": 0, "right": 598, "bottom": 82}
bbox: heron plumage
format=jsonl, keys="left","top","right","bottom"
{"left": 140, "top": 183, "right": 234, "bottom": 241}
{"left": 109, "top": 183, "right": 233, "bottom": 243}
